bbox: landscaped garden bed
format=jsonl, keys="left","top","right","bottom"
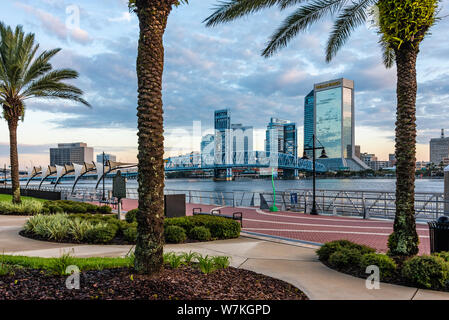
{"left": 0, "top": 253, "right": 307, "bottom": 300}
{"left": 317, "top": 240, "right": 449, "bottom": 291}
{"left": 0, "top": 199, "right": 112, "bottom": 216}
{"left": 20, "top": 210, "right": 241, "bottom": 245}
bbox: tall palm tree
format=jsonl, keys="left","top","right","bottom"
{"left": 129, "top": 0, "right": 188, "bottom": 274}
{"left": 205, "top": 0, "right": 440, "bottom": 257}
{"left": 0, "top": 23, "right": 89, "bottom": 204}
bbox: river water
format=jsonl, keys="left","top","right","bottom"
{"left": 56, "top": 177, "right": 444, "bottom": 194}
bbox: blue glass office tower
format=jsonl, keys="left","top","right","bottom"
{"left": 313, "top": 78, "right": 368, "bottom": 171}
{"left": 304, "top": 90, "right": 314, "bottom": 158}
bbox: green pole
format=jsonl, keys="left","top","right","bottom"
{"left": 270, "top": 168, "right": 278, "bottom": 212}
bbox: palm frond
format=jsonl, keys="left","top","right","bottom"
{"left": 325, "top": 0, "right": 375, "bottom": 62}
{"left": 204, "top": 0, "right": 287, "bottom": 27}
{"left": 22, "top": 48, "right": 60, "bottom": 85}
{"left": 262, "top": 0, "right": 348, "bottom": 58}
{"left": 379, "top": 35, "right": 395, "bottom": 69}
{"left": 0, "top": 22, "right": 90, "bottom": 117}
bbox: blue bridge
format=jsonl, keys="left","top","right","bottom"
{"left": 165, "top": 151, "right": 326, "bottom": 180}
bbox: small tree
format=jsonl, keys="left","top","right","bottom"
{"left": 0, "top": 23, "right": 90, "bottom": 204}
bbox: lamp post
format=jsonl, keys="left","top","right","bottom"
{"left": 102, "top": 152, "right": 106, "bottom": 201}
{"left": 3, "top": 164, "right": 6, "bottom": 188}
{"left": 302, "top": 134, "right": 328, "bottom": 215}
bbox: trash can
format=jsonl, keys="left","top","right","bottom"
{"left": 428, "top": 216, "right": 449, "bottom": 253}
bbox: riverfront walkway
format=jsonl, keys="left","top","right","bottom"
{"left": 0, "top": 215, "right": 446, "bottom": 300}
{"left": 108, "top": 199, "right": 431, "bottom": 254}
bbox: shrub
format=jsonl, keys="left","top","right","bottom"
{"left": 69, "top": 218, "right": 94, "bottom": 242}
{"left": 180, "top": 251, "right": 200, "bottom": 264}
{"left": 360, "top": 253, "right": 397, "bottom": 278}
{"left": 165, "top": 215, "right": 240, "bottom": 239}
{"left": 213, "top": 256, "right": 230, "bottom": 269}
{"left": 46, "top": 204, "right": 64, "bottom": 214}
{"left": 84, "top": 223, "right": 117, "bottom": 244}
{"left": 197, "top": 255, "right": 216, "bottom": 274}
{"left": 402, "top": 255, "right": 449, "bottom": 289}
{"left": 48, "top": 252, "right": 76, "bottom": 275}
{"left": 0, "top": 200, "right": 44, "bottom": 215}
{"left": 189, "top": 226, "right": 211, "bottom": 241}
{"left": 165, "top": 225, "right": 187, "bottom": 243}
{"left": 125, "top": 209, "right": 138, "bottom": 223}
{"left": 433, "top": 251, "right": 449, "bottom": 262}
{"left": 123, "top": 223, "right": 137, "bottom": 243}
{"left": 328, "top": 248, "right": 363, "bottom": 269}
{"left": 69, "top": 204, "right": 87, "bottom": 214}
{"left": 98, "top": 205, "right": 112, "bottom": 214}
{"left": 25, "top": 214, "right": 72, "bottom": 241}
{"left": 317, "top": 240, "right": 375, "bottom": 261}
{"left": 163, "top": 252, "right": 185, "bottom": 268}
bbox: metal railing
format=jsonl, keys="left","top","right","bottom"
{"left": 23, "top": 184, "right": 448, "bottom": 221}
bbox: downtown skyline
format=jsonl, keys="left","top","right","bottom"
{"left": 1, "top": 0, "right": 449, "bottom": 168}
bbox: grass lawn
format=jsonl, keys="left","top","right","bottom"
{"left": 0, "top": 254, "right": 134, "bottom": 273}
{"left": 0, "top": 194, "right": 47, "bottom": 203}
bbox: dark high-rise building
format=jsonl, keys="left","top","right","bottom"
{"left": 50, "top": 143, "right": 94, "bottom": 166}
{"left": 214, "top": 109, "right": 231, "bottom": 165}
{"left": 304, "top": 90, "right": 314, "bottom": 158}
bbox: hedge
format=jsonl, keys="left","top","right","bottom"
{"left": 22, "top": 213, "right": 240, "bottom": 245}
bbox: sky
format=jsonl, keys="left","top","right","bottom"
{"left": 1, "top": 0, "right": 449, "bottom": 169}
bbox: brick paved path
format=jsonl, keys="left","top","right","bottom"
{"left": 99, "top": 199, "right": 431, "bottom": 254}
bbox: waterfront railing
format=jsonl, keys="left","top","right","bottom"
{"left": 22, "top": 184, "right": 448, "bottom": 221}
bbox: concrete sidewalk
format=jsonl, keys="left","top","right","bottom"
{"left": 1, "top": 216, "right": 449, "bottom": 300}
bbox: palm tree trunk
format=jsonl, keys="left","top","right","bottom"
{"left": 7, "top": 118, "right": 21, "bottom": 204}
{"left": 134, "top": 0, "right": 172, "bottom": 274}
{"left": 388, "top": 44, "right": 420, "bottom": 257}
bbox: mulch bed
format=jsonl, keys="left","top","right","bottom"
{"left": 0, "top": 265, "right": 308, "bottom": 300}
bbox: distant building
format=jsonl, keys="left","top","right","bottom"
{"left": 369, "top": 160, "right": 389, "bottom": 171}
{"left": 416, "top": 161, "right": 430, "bottom": 170}
{"left": 231, "top": 124, "right": 253, "bottom": 164}
{"left": 360, "top": 153, "right": 377, "bottom": 167}
{"left": 50, "top": 143, "right": 93, "bottom": 166}
{"left": 201, "top": 134, "right": 214, "bottom": 157}
{"left": 265, "top": 118, "right": 297, "bottom": 159}
{"left": 354, "top": 145, "right": 361, "bottom": 159}
{"left": 388, "top": 153, "right": 396, "bottom": 167}
{"left": 312, "top": 78, "right": 368, "bottom": 171}
{"left": 214, "top": 109, "right": 232, "bottom": 165}
{"left": 96, "top": 153, "right": 116, "bottom": 165}
{"left": 303, "top": 90, "right": 314, "bottom": 158}
{"left": 430, "top": 129, "right": 449, "bottom": 165}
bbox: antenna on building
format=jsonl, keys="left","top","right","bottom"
{"left": 442, "top": 129, "right": 445, "bottom": 139}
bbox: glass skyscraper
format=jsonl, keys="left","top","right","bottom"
{"left": 214, "top": 109, "right": 231, "bottom": 165}
{"left": 314, "top": 79, "right": 354, "bottom": 160}
{"left": 265, "top": 118, "right": 297, "bottom": 158}
{"left": 310, "top": 78, "right": 368, "bottom": 171}
{"left": 303, "top": 90, "right": 314, "bottom": 158}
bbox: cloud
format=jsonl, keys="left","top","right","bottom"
{"left": 16, "top": 2, "right": 93, "bottom": 44}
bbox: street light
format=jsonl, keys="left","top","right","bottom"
{"left": 102, "top": 152, "right": 106, "bottom": 201}
{"left": 302, "top": 134, "right": 328, "bottom": 215}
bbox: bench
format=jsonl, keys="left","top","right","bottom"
{"left": 99, "top": 198, "right": 121, "bottom": 209}
{"left": 192, "top": 208, "right": 243, "bottom": 227}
